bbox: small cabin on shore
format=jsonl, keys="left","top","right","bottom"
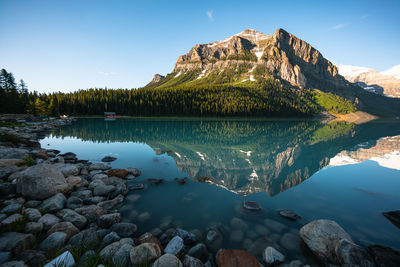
{"left": 104, "top": 112, "right": 116, "bottom": 118}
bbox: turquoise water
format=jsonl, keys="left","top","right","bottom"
{"left": 40, "top": 118, "right": 400, "bottom": 262}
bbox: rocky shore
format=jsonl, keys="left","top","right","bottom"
{"left": 0, "top": 116, "right": 399, "bottom": 267}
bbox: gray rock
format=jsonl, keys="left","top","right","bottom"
{"left": 16, "top": 163, "right": 69, "bottom": 200}
{"left": 101, "top": 156, "right": 117, "bottom": 162}
{"left": 66, "top": 175, "right": 82, "bottom": 188}
{"left": 66, "top": 196, "right": 83, "bottom": 209}
{"left": 1, "top": 203, "right": 22, "bottom": 214}
{"left": 112, "top": 243, "right": 133, "bottom": 266}
{"left": 47, "top": 222, "right": 79, "bottom": 239}
{"left": 97, "top": 229, "right": 111, "bottom": 239}
{"left": 243, "top": 201, "right": 262, "bottom": 211}
{"left": 248, "top": 237, "right": 273, "bottom": 257}
{"left": 75, "top": 205, "right": 105, "bottom": 223}
{"left": 164, "top": 236, "right": 184, "bottom": 255}
{"left": 97, "top": 194, "right": 124, "bottom": 210}
{"left": 24, "top": 222, "right": 43, "bottom": 234}
{"left": 299, "top": 219, "right": 353, "bottom": 264}
{"left": 80, "top": 250, "right": 95, "bottom": 262}
{"left": 0, "top": 147, "right": 29, "bottom": 159}
{"left": 263, "top": 246, "right": 285, "bottom": 265}
{"left": 183, "top": 255, "right": 204, "bottom": 267}
{"left": 102, "top": 232, "right": 120, "bottom": 247}
{"left": 368, "top": 244, "right": 400, "bottom": 267}
{"left": 110, "top": 222, "right": 137, "bottom": 237}
{"left": 0, "top": 214, "right": 6, "bottom": 222}
{"left": 0, "top": 232, "right": 34, "bottom": 253}
{"left": 153, "top": 254, "right": 183, "bottom": 267}
{"left": 175, "top": 228, "right": 197, "bottom": 245}
{"left": 69, "top": 228, "right": 99, "bottom": 248}
{"left": 0, "top": 252, "right": 10, "bottom": 265}
{"left": 280, "top": 232, "right": 301, "bottom": 252}
{"left": 255, "top": 224, "right": 270, "bottom": 236}
{"left": 38, "top": 213, "right": 61, "bottom": 230}
{"left": 70, "top": 189, "right": 92, "bottom": 200}
{"left": 18, "top": 250, "right": 48, "bottom": 267}
{"left": 99, "top": 241, "right": 122, "bottom": 260}
{"left": 264, "top": 218, "right": 287, "bottom": 233}
{"left": 335, "top": 239, "right": 375, "bottom": 266}
{"left": 205, "top": 230, "right": 223, "bottom": 252}
{"left": 1, "top": 214, "right": 23, "bottom": 225}
{"left": 0, "top": 183, "right": 16, "bottom": 195}
{"left": 137, "top": 212, "right": 150, "bottom": 223}
{"left": 151, "top": 227, "right": 163, "bottom": 237}
{"left": 137, "top": 232, "right": 161, "bottom": 246}
{"left": 129, "top": 242, "right": 161, "bottom": 265}
{"left": 0, "top": 165, "right": 20, "bottom": 180}
{"left": 126, "top": 168, "right": 141, "bottom": 177}
{"left": 93, "top": 183, "right": 116, "bottom": 197}
{"left": 23, "top": 208, "right": 41, "bottom": 222}
{"left": 89, "top": 163, "right": 111, "bottom": 171}
{"left": 38, "top": 193, "right": 66, "bottom": 213}
{"left": 0, "top": 261, "right": 28, "bottom": 267}
{"left": 39, "top": 232, "right": 67, "bottom": 251}
{"left": 230, "top": 230, "right": 244, "bottom": 243}
{"left": 109, "top": 182, "right": 128, "bottom": 198}
{"left": 43, "top": 251, "right": 75, "bottom": 267}
{"left": 55, "top": 163, "right": 80, "bottom": 177}
{"left": 278, "top": 209, "right": 301, "bottom": 220}
{"left": 230, "top": 217, "right": 249, "bottom": 232}
{"left": 24, "top": 200, "right": 41, "bottom": 208}
{"left": 188, "top": 243, "right": 209, "bottom": 262}
{"left": 57, "top": 209, "right": 87, "bottom": 229}
{"left": 98, "top": 213, "right": 121, "bottom": 228}
{"left": 84, "top": 196, "right": 106, "bottom": 205}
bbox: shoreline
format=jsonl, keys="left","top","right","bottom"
{"left": 0, "top": 116, "right": 399, "bottom": 266}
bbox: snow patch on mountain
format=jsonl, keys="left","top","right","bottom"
{"left": 381, "top": 65, "right": 400, "bottom": 79}
{"left": 338, "top": 65, "right": 373, "bottom": 78}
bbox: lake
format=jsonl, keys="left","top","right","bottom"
{"left": 39, "top": 117, "right": 400, "bottom": 263}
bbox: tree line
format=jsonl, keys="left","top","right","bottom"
{"left": 0, "top": 68, "right": 320, "bottom": 117}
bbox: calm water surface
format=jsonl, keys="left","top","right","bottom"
{"left": 40, "top": 117, "right": 400, "bottom": 262}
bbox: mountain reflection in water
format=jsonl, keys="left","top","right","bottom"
{"left": 49, "top": 118, "right": 400, "bottom": 196}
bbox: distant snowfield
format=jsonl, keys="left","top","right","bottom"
{"left": 381, "top": 64, "right": 400, "bottom": 79}
{"left": 338, "top": 64, "right": 400, "bottom": 79}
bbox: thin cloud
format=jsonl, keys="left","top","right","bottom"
{"left": 98, "top": 71, "right": 117, "bottom": 76}
{"left": 331, "top": 23, "right": 347, "bottom": 30}
{"left": 206, "top": 10, "right": 214, "bottom": 21}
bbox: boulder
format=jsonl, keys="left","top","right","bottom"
{"left": 263, "top": 246, "right": 285, "bottom": 265}
{"left": 368, "top": 245, "right": 400, "bottom": 267}
{"left": 75, "top": 205, "right": 105, "bottom": 223}
{"left": 101, "top": 156, "right": 117, "bottom": 162}
{"left": 93, "top": 184, "right": 116, "bottom": 196}
{"left": 175, "top": 228, "right": 197, "bottom": 245}
{"left": 43, "top": 251, "right": 75, "bottom": 267}
{"left": 164, "top": 236, "right": 184, "bottom": 256}
{"left": 182, "top": 255, "right": 204, "bottom": 267}
{"left": 24, "top": 222, "right": 43, "bottom": 234}
{"left": 299, "top": 219, "right": 353, "bottom": 264}
{"left": 243, "top": 201, "right": 262, "bottom": 211}
{"left": 152, "top": 254, "right": 183, "bottom": 267}
{"left": 69, "top": 228, "right": 99, "bottom": 248}
{"left": 66, "top": 176, "right": 82, "bottom": 187}
{"left": 216, "top": 249, "right": 260, "bottom": 267}
{"left": 38, "top": 193, "right": 66, "bottom": 213}
{"left": 38, "top": 213, "right": 61, "bottom": 230}
{"left": 16, "top": 164, "right": 69, "bottom": 200}
{"left": 112, "top": 243, "right": 133, "bottom": 266}
{"left": 98, "top": 213, "right": 121, "bottom": 228}
{"left": 382, "top": 210, "right": 400, "bottom": 229}
{"left": 335, "top": 239, "right": 375, "bottom": 266}
{"left": 110, "top": 222, "right": 137, "bottom": 237}
{"left": 130, "top": 242, "right": 161, "bottom": 265}
{"left": 98, "top": 194, "right": 124, "bottom": 210}
{"left": 137, "top": 232, "right": 161, "bottom": 247}
{"left": 205, "top": 229, "right": 223, "bottom": 252}
{"left": 188, "top": 243, "right": 209, "bottom": 262}
{"left": 55, "top": 164, "right": 80, "bottom": 177}
{"left": 47, "top": 222, "right": 79, "bottom": 239}
{"left": 57, "top": 209, "right": 87, "bottom": 229}
{"left": 126, "top": 168, "right": 141, "bottom": 177}
{"left": 278, "top": 209, "right": 301, "bottom": 220}
{"left": 39, "top": 232, "right": 67, "bottom": 251}
{"left": 107, "top": 169, "right": 128, "bottom": 178}
{"left": 2, "top": 214, "right": 23, "bottom": 225}
{"left": 102, "top": 232, "right": 120, "bottom": 247}
{"left": 24, "top": 200, "right": 41, "bottom": 208}
{"left": 66, "top": 196, "right": 83, "bottom": 209}
{"left": 0, "top": 232, "right": 35, "bottom": 253}
{"left": 1, "top": 203, "right": 22, "bottom": 214}
{"left": 70, "top": 189, "right": 92, "bottom": 200}
{"left": 23, "top": 208, "right": 41, "bottom": 222}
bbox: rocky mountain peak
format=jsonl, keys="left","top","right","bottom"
{"left": 151, "top": 74, "right": 165, "bottom": 83}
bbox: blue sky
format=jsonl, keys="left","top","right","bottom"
{"left": 0, "top": 0, "right": 399, "bottom": 93}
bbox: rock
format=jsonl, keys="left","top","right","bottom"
{"left": 88, "top": 163, "right": 111, "bottom": 171}
{"left": 0, "top": 165, "right": 21, "bottom": 180}
{"left": 24, "top": 200, "right": 41, "bottom": 208}
{"left": 0, "top": 261, "right": 28, "bottom": 267}
{"left": 264, "top": 219, "right": 287, "bottom": 233}
{"left": 279, "top": 232, "right": 301, "bottom": 252}
{"left": 278, "top": 209, "right": 301, "bottom": 220}
{"left": 98, "top": 194, "right": 124, "bottom": 210}
{"left": 60, "top": 152, "right": 77, "bottom": 162}
{"left": 97, "top": 229, "right": 111, "bottom": 239}
{"left": 248, "top": 237, "right": 273, "bottom": 257}
{"left": 137, "top": 232, "right": 161, "bottom": 247}
{"left": 335, "top": 239, "right": 375, "bottom": 266}
{"left": 151, "top": 228, "right": 163, "bottom": 237}
{"left": 164, "top": 236, "right": 184, "bottom": 255}
{"left": 66, "top": 196, "right": 83, "bottom": 209}
{"left": 0, "top": 159, "right": 24, "bottom": 168}
{"left": 16, "top": 163, "right": 69, "bottom": 200}
{"left": 129, "top": 183, "right": 145, "bottom": 190}
{"left": 205, "top": 229, "right": 223, "bottom": 252}
{"left": 216, "top": 249, "right": 260, "bottom": 267}
{"left": 102, "top": 232, "right": 120, "bottom": 247}
{"left": 43, "top": 251, "right": 75, "bottom": 267}
{"left": 0, "top": 252, "right": 10, "bottom": 265}
{"left": 56, "top": 164, "right": 80, "bottom": 177}
{"left": 299, "top": 219, "right": 353, "bottom": 264}
{"left": 112, "top": 243, "right": 133, "bottom": 266}
{"left": 23, "top": 208, "right": 41, "bottom": 222}
{"left": 80, "top": 250, "right": 95, "bottom": 262}
{"left": 57, "top": 209, "right": 87, "bottom": 229}
{"left": 39, "top": 232, "right": 67, "bottom": 251}
{"left": 230, "top": 217, "right": 249, "bottom": 232}
{"left": 101, "top": 156, "right": 117, "bottom": 162}
{"left": 1, "top": 203, "right": 22, "bottom": 214}
{"left": 255, "top": 224, "right": 270, "bottom": 236}
{"left": 126, "top": 168, "right": 141, "bottom": 177}
{"left": 243, "top": 201, "right": 262, "bottom": 211}
{"left": 93, "top": 184, "right": 116, "bottom": 196}
{"left": 0, "top": 183, "right": 16, "bottom": 195}
{"left": 75, "top": 205, "right": 106, "bottom": 223}
{"left": 2, "top": 214, "right": 23, "bottom": 225}
{"left": 38, "top": 213, "right": 61, "bottom": 230}
{"left": 98, "top": 213, "right": 121, "bottom": 228}
{"left": 70, "top": 189, "right": 92, "bottom": 200}
{"left": 107, "top": 169, "right": 128, "bottom": 178}
{"left": 130, "top": 242, "right": 161, "bottom": 265}
{"left": 263, "top": 246, "right": 285, "bottom": 265}
{"left": 183, "top": 255, "right": 204, "bottom": 267}
{"left": 159, "top": 233, "right": 170, "bottom": 247}
{"left": 368, "top": 244, "right": 400, "bottom": 267}
{"left": 109, "top": 182, "right": 128, "bottom": 198}
{"left": 110, "top": 222, "right": 137, "bottom": 237}
{"left": 84, "top": 196, "right": 105, "bottom": 205}
{"left": 0, "top": 232, "right": 34, "bottom": 253}
{"left": 0, "top": 148, "right": 29, "bottom": 160}
{"left": 24, "top": 222, "right": 43, "bottom": 234}
{"left": 69, "top": 228, "right": 99, "bottom": 248}
{"left": 382, "top": 210, "right": 400, "bottom": 229}
{"left": 152, "top": 254, "right": 183, "bottom": 267}
{"left": 38, "top": 193, "right": 66, "bottom": 213}
{"left": 48, "top": 222, "right": 79, "bottom": 239}
{"left": 230, "top": 230, "right": 244, "bottom": 243}
{"left": 175, "top": 228, "right": 197, "bottom": 245}
{"left": 188, "top": 243, "right": 209, "bottom": 262}
{"left": 66, "top": 175, "right": 82, "bottom": 187}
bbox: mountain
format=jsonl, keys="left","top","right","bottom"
{"left": 338, "top": 64, "right": 400, "bottom": 98}
{"left": 146, "top": 28, "right": 400, "bottom": 117}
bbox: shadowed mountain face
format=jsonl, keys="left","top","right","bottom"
{"left": 51, "top": 118, "right": 400, "bottom": 196}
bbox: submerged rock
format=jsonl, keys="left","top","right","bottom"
{"left": 216, "top": 249, "right": 260, "bottom": 267}
{"left": 382, "top": 210, "right": 400, "bottom": 229}
{"left": 101, "top": 156, "right": 117, "bottom": 162}
{"left": 335, "top": 238, "right": 375, "bottom": 266}
{"left": 243, "top": 201, "right": 262, "bottom": 211}
{"left": 110, "top": 222, "right": 137, "bottom": 237}
{"left": 278, "top": 209, "right": 301, "bottom": 220}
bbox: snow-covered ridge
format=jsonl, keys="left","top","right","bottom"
{"left": 381, "top": 64, "right": 400, "bottom": 79}
{"left": 207, "top": 29, "right": 271, "bottom": 49}
{"left": 337, "top": 64, "right": 373, "bottom": 78}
